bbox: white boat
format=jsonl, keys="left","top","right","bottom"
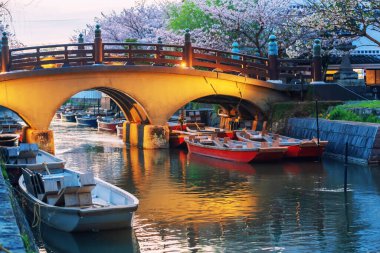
{"left": 18, "top": 166, "right": 139, "bottom": 232}
{"left": 1, "top": 143, "right": 65, "bottom": 185}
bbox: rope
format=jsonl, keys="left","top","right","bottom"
{"left": 204, "top": 77, "right": 217, "bottom": 95}
{"left": 0, "top": 244, "right": 11, "bottom": 253}
{"left": 31, "top": 202, "right": 41, "bottom": 228}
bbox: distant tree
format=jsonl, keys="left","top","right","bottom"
{"left": 76, "top": 0, "right": 167, "bottom": 43}
{"left": 0, "top": 2, "right": 23, "bottom": 47}
{"left": 297, "top": 0, "right": 380, "bottom": 47}
{"left": 168, "top": 0, "right": 291, "bottom": 55}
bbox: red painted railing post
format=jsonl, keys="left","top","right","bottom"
{"left": 312, "top": 39, "right": 322, "bottom": 82}
{"left": 184, "top": 29, "right": 193, "bottom": 68}
{"left": 268, "top": 35, "right": 279, "bottom": 80}
{"left": 94, "top": 25, "right": 103, "bottom": 64}
{"left": 1, "top": 32, "right": 10, "bottom": 72}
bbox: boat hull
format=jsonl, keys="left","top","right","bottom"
{"left": 76, "top": 117, "right": 98, "bottom": 127}
{"left": 61, "top": 114, "right": 77, "bottom": 122}
{"left": 186, "top": 141, "right": 258, "bottom": 163}
{"left": 18, "top": 171, "right": 138, "bottom": 232}
{"left": 97, "top": 120, "right": 119, "bottom": 132}
{"left": 19, "top": 187, "right": 136, "bottom": 232}
{"left": 285, "top": 144, "right": 325, "bottom": 158}
{"left": 0, "top": 134, "right": 19, "bottom": 147}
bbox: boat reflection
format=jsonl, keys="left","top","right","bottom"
{"left": 187, "top": 153, "right": 256, "bottom": 175}
{"left": 40, "top": 224, "right": 139, "bottom": 253}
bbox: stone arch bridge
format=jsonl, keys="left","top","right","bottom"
{"left": 0, "top": 29, "right": 322, "bottom": 152}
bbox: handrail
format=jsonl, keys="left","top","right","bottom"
{"left": 1, "top": 41, "right": 315, "bottom": 82}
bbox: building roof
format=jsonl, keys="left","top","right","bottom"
{"left": 329, "top": 55, "right": 380, "bottom": 65}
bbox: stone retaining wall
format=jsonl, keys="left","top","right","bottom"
{"left": 0, "top": 172, "right": 25, "bottom": 253}
{"left": 286, "top": 118, "right": 380, "bottom": 164}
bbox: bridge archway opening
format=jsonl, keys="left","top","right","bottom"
{"left": 0, "top": 106, "right": 27, "bottom": 134}
{"left": 170, "top": 95, "right": 266, "bottom": 129}
{"left": 49, "top": 88, "right": 150, "bottom": 126}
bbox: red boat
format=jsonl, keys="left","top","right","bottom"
{"left": 185, "top": 136, "right": 287, "bottom": 163}
{"left": 169, "top": 122, "right": 234, "bottom": 148}
{"left": 236, "top": 130, "right": 328, "bottom": 159}
{"left": 97, "top": 117, "right": 124, "bottom": 132}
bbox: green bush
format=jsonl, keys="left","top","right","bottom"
{"left": 326, "top": 105, "right": 380, "bottom": 123}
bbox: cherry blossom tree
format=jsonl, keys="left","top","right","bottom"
{"left": 0, "top": 2, "right": 23, "bottom": 47}
{"left": 76, "top": 0, "right": 168, "bottom": 43}
{"left": 301, "top": 0, "right": 380, "bottom": 47}
{"left": 168, "top": 0, "right": 292, "bottom": 56}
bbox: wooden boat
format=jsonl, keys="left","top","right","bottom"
{"left": 18, "top": 166, "right": 139, "bottom": 232}
{"left": 75, "top": 115, "right": 98, "bottom": 127}
{"left": 185, "top": 135, "right": 287, "bottom": 162}
{"left": 0, "top": 134, "right": 20, "bottom": 147}
{"left": 1, "top": 143, "right": 65, "bottom": 185}
{"left": 236, "top": 130, "right": 328, "bottom": 158}
{"left": 97, "top": 117, "right": 124, "bottom": 132}
{"left": 0, "top": 117, "right": 23, "bottom": 133}
{"left": 60, "top": 112, "right": 77, "bottom": 122}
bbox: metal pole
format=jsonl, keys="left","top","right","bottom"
{"left": 315, "top": 100, "right": 320, "bottom": 146}
{"left": 300, "top": 73, "right": 304, "bottom": 102}
{"left": 344, "top": 142, "right": 348, "bottom": 192}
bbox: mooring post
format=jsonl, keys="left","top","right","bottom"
{"left": 315, "top": 100, "right": 320, "bottom": 146}
{"left": 184, "top": 28, "right": 193, "bottom": 68}
{"left": 1, "top": 32, "right": 10, "bottom": 72}
{"left": 344, "top": 142, "right": 348, "bottom": 192}
{"left": 312, "top": 39, "right": 322, "bottom": 82}
{"left": 268, "top": 35, "right": 279, "bottom": 80}
{"left": 94, "top": 24, "right": 103, "bottom": 64}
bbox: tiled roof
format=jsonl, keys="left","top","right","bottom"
{"left": 329, "top": 55, "right": 380, "bottom": 65}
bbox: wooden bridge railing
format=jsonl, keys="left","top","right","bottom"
{"left": 0, "top": 28, "right": 323, "bottom": 83}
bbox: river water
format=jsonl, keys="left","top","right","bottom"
{"left": 32, "top": 122, "right": 380, "bottom": 253}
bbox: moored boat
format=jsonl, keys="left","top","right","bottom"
{"left": 60, "top": 112, "right": 78, "bottom": 122}
{"left": 185, "top": 135, "right": 287, "bottom": 162}
{"left": 1, "top": 143, "right": 65, "bottom": 185}
{"left": 18, "top": 166, "right": 139, "bottom": 232}
{"left": 0, "top": 117, "right": 23, "bottom": 134}
{"left": 75, "top": 115, "right": 98, "bottom": 127}
{"left": 236, "top": 130, "right": 328, "bottom": 158}
{"left": 97, "top": 117, "right": 124, "bottom": 132}
{"left": 0, "top": 134, "right": 19, "bottom": 147}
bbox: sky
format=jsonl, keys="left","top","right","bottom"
{"left": 7, "top": 0, "right": 136, "bottom": 46}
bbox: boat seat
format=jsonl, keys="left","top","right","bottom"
{"left": 213, "top": 138, "right": 224, "bottom": 148}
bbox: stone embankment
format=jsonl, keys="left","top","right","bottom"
{"left": 286, "top": 118, "right": 380, "bottom": 164}
{"left": 0, "top": 172, "right": 26, "bottom": 253}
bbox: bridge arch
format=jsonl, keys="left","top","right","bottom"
{"left": 0, "top": 65, "right": 289, "bottom": 130}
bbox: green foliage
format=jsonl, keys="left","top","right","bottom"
{"left": 125, "top": 38, "right": 138, "bottom": 43}
{"left": 339, "top": 100, "right": 380, "bottom": 109}
{"left": 326, "top": 105, "right": 380, "bottom": 123}
{"left": 21, "top": 233, "right": 35, "bottom": 253}
{"left": 168, "top": 1, "right": 215, "bottom": 31}
{"left": 0, "top": 158, "right": 8, "bottom": 180}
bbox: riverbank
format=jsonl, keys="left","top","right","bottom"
{"left": 286, "top": 118, "right": 380, "bottom": 165}
{"left": 0, "top": 171, "right": 26, "bottom": 253}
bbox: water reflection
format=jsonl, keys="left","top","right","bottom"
{"left": 43, "top": 122, "right": 380, "bottom": 252}
{"left": 40, "top": 225, "right": 139, "bottom": 253}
